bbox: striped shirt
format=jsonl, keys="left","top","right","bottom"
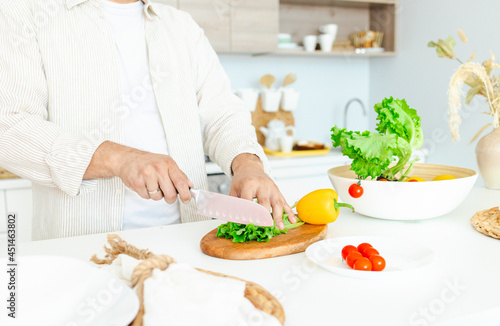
{"left": 0, "top": 0, "right": 270, "bottom": 240}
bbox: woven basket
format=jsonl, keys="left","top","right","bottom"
{"left": 471, "top": 207, "right": 500, "bottom": 240}
{"left": 91, "top": 234, "right": 285, "bottom": 325}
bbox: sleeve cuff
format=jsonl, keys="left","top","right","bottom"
{"left": 225, "top": 143, "right": 271, "bottom": 178}
{"left": 45, "top": 133, "right": 107, "bottom": 197}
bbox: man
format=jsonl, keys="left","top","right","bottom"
{"left": 0, "top": 0, "right": 295, "bottom": 240}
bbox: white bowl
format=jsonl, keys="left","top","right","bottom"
{"left": 327, "top": 163, "right": 478, "bottom": 220}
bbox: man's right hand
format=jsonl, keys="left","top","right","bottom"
{"left": 83, "top": 141, "right": 193, "bottom": 204}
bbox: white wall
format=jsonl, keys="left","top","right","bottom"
{"left": 370, "top": 0, "right": 500, "bottom": 184}
{"left": 219, "top": 54, "right": 370, "bottom": 146}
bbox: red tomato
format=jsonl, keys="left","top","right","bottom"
{"left": 379, "top": 178, "right": 388, "bottom": 181}
{"left": 348, "top": 183, "right": 363, "bottom": 198}
{"left": 363, "top": 247, "right": 380, "bottom": 258}
{"left": 341, "top": 245, "right": 358, "bottom": 260}
{"left": 353, "top": 257, "right": 372, "bottom": 271}
{"left": 408, "top": 179, "right": 418, "bottom": 182}
{"left": 369, "top": 255, "right": 386, "bottom": 271}
{"left": 357, "top": 243, "right": 373, "bottom": 255}
{"left": 345, "top": 252, "right": 363, "bottom": 268}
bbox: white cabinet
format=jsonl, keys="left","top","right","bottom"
{"left": 0, "top": 179, "right": 33, "bottom": 244}
{"left": 0, "top": 153, "right": 348, "bottom": 244}
{"left": 5, "top": 188, "right": 33, "bottom": 243}
{"left": 206, "top": 151, "right": 350, "bottom": 204}
{"left": 0, "top": 190, "right": 5, "bottom": 246}
{"left": 275, "top": 175, "right": 337, "bottom": 205}
{"left": 268, "top": 153, "right": 350, "bottom": 204}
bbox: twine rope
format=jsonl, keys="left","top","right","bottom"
{"left": 90, "top": 234, "right": 285, "bottom": 326}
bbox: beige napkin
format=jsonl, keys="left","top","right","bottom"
{"left": 99, "top": 254, "right": 281, "bottom": 326}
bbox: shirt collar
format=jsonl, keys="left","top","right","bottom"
{"left": 65, "top": 0, "right": 158, "bottom": 19}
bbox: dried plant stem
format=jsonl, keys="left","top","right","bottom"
{"left": 448, "top": 62, "right": 500, "bottom": 140}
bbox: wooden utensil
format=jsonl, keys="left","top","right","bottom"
{"left": 282, "top": 73, "right": 297, "bottom": 87}
{"left": 200, "top": 223, "right": 328, "bottom": 260}
{"left": 260, "top": 74, "right": 276, "bottom": 89}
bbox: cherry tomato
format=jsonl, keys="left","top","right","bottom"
{"left": 353, "top": 257, "right": 372, "bottom": 271}
{"left": 357, "top": 243, "right": 373, "bottom": 255}
{"left": 405, "top": 176, "right": 426, "bottom": 182}
{"left": 369, "top": 255, "right": 386, "bottom": 271}
{"left": 348, "top": 183, "right": 363, "bottom": 198}
{"left": 362, "top": 247, "right": 380, "bottom": 258}
{"left": 346, "top": 251, "right": 363, "bottom": 268}
{"left": 378, "top": 178, "right": 388, "bottom": 181}
{"left": 341, "top": 245, "right": 358, "bottom": 260}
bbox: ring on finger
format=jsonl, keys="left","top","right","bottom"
{"left": 148, "top": 187, "right": 161, "bottom": 195}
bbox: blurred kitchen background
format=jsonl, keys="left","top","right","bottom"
{"left": 159, "top": 0, "right": 500, "bottom": 176}
{"left": 2, "top": 0, "right": 500, "bottom": 243}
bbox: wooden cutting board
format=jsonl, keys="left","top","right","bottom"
{"left": 200, "top": 224, "right": 328, "bottom": 260}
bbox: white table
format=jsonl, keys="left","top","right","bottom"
{"left": 1, "top": 187, "right": 499, "bottom": 326}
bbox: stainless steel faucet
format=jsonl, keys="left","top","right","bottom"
{"left": 344, "top": 98, "right": 367, "bottom": 128}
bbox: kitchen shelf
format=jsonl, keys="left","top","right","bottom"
{"left": 263, "top": 49, "right": 397, "bottom": 57}
{"left": 280, "top": 0, "right": 397, "bottom": 7}
{"left": 279, "top": 0, "right": 398, "bottom": 54}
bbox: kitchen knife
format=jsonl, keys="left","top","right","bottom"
{"left": 189, "top": 188, "right": 274, "bottom": 227}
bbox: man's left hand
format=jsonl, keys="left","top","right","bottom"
{"left": 229, "top": 153, "right": 296, "bottom": 230}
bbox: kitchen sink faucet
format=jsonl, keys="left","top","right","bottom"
{"left": 344, "top": 98, "right": 367, "bottom": 128}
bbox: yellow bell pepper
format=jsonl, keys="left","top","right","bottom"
{"left": 296, "top": 189, "right": 354, "bottom": 225}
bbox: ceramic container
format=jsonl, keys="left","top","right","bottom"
{"left": 280, "top": 134, "right": 295, "bottom": 153}
{"left": 234, "top": 88, "right": 259, "bottom": 112}
{"left": 476, "top": 127, "right": 500, "bottom": 189}
{"left": 319, "top": 33, "right": 334, "bottom": 52}
{"left": 319, "top": 24, "right": 338, "bottom": 37}
{"left": 328, "top": 163, "right": 477, "bottom": 220}
{"left": 260, "top": 89, "right": 282, "bottom": 112}
{"left": 303, "top": 35, "right": 318, "bottom": 52}
{"left": 280, "top": 88, "right": 300, "bottom": 111}
{"left": 259, "top": 119, "right": 295, "bottom": 151}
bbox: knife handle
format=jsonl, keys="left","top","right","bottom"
{"left": 189, "top": 188, "right": 199, "bottom": 200}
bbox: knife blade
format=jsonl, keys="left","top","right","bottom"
{"left": 189, "top": 188, "right": 274, "bottom": 227}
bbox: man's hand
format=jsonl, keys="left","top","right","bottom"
{"left": 230, "top": 153, "right": 296, "bottom": 230}
{"left": 83, "top": 141, "right": 193, "bottom": 203}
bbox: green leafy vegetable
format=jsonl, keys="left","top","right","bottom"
{"left": 216, "top": 215, "right": 304, "bottom": 243}
{"left": 331, "top": 97, "right": 424, "bottom": 181}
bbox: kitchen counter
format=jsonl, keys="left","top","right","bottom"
{"left": 205, "top": 149, "right": 349, "bottom": 176}
{"left": 0, "top": 178, "right": 31, "bottom": 190}
{"left": 2, "top": 187, "right": 500, "bottom": 325}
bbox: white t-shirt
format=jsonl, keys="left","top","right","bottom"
{"left": 103, "top": 0, "right": 180, "bottom": 229}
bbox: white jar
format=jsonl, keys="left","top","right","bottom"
{"left": 260, "top": 89, "right": 282, "bottom": 112}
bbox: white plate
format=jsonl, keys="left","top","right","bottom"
{"left": 278, "top": 43, "right": 304, "bottom": 50}
{"left": 305, "top": 236, "right": 435, "bottom": 280}
{"left": 1, "top": 255, "right": 139, "bottom": 326}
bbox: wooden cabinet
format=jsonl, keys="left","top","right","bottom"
{"left": 230, "top": 0, "right": 279, "bottom": 52}
{"left": 154, "top": 0, "right": 398, "bottom": 56}
{"left": 177, "top": 0, "right": 278, "bottom": 52}
{"left": 279, "top": 0, "right": 398, "bottom": 55}
{"left": 179, "top": 0, "right": 231, "bottom": 51}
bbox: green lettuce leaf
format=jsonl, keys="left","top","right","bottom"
{"left": 216, "top": 215, "right": 304, "bottom": 243}
{"left": 331, "top": 97, "right": 423, "bottom": 180}
{"left": 374, "top": 97, "right": 424, "bottom": 150}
